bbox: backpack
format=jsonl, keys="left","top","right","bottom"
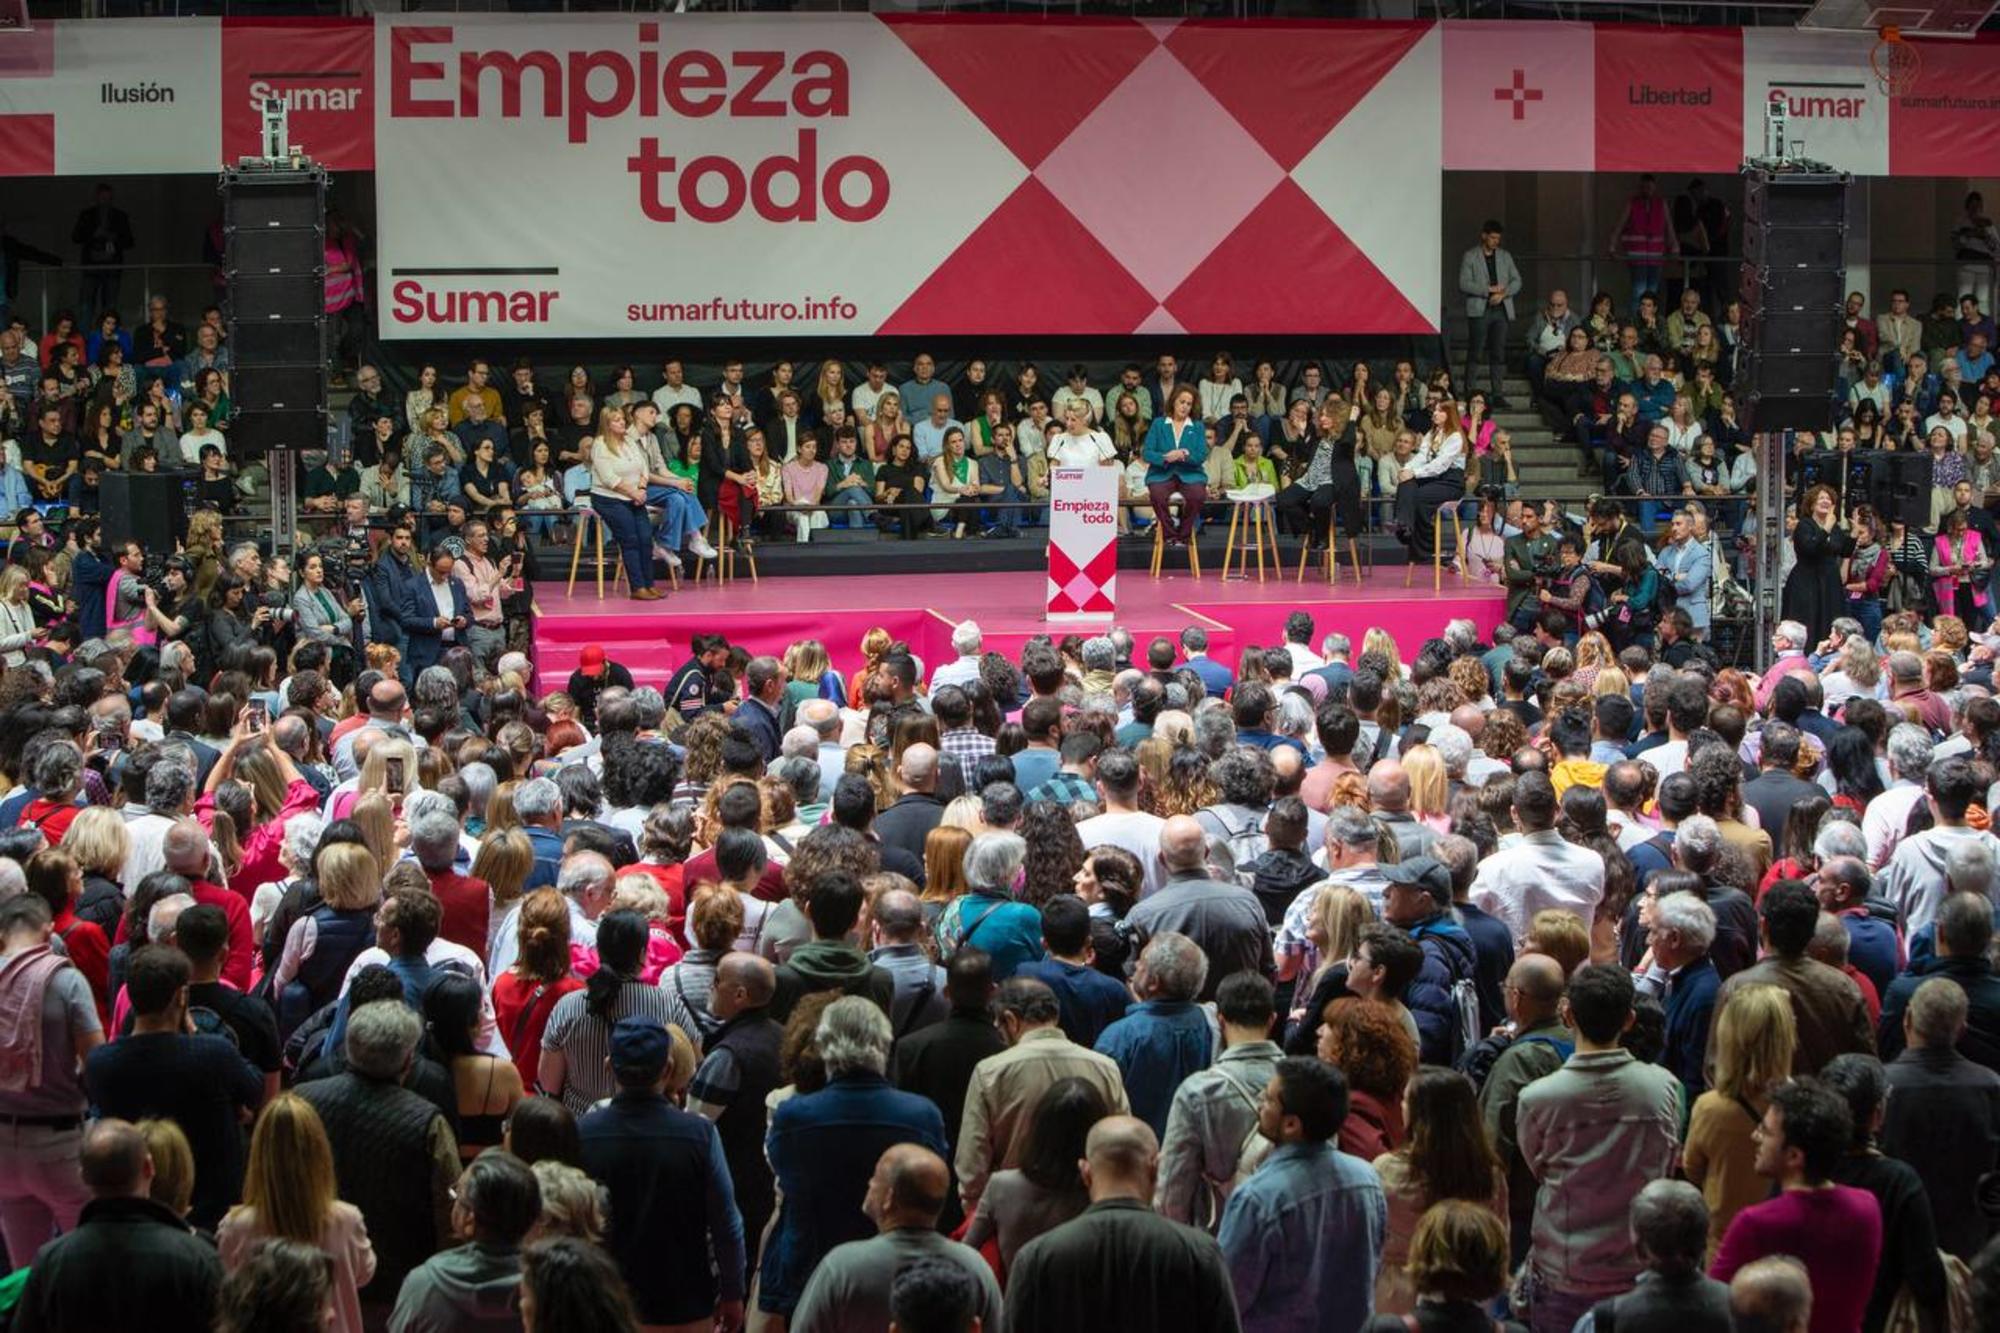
{"left": 1209, "top": 806, "right": 1269, "bottom": 890}
{"left": 1411, "top": 920, "right": 1479, "bottom": 1060}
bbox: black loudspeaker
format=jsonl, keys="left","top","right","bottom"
{"left": 1738, "top": 166, "right": 1850, "bottom": 434}
{"left": 1868, "top": 450, "right": 1935, "bottom": 531}
{"left": 100, "top": 470, "right": 198, "bottom": 552}
{"left": 222, "top": 164, "right": 328, "bottom": 456}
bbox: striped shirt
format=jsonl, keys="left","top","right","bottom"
{"left": 541, "top": 979, "right": 680, "bottom": 1114}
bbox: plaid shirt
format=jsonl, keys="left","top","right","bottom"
{"left": 939, "top": 725, "right": 997, "bottom": 784}
{"left": 1028, "top": 770, "right": 1098, "bottom": 807}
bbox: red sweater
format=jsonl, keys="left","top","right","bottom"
{"left": 1712, "top": 1185, "right": 1882, "bottom": 1333}
{"left": 113, "top": 878, "right": 252, "bottom": 990}
{"left": 428, "top": 870, "right": 492, "bottom": 965}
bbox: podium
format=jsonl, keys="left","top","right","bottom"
{"left": 1045, "top": 465, "right": 1118, "bottom": 623}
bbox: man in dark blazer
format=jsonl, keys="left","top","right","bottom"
{"left": 398, "top": 545, "right": 472, "bottom": 676}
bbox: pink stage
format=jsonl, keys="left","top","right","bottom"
{"left": 530, "top": 568, "right": 1506, "bottom": 693}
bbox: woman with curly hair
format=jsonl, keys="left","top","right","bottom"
{"left": 1075, "top": 845, "right": 1143, "bottom": 979}
{"left": 1709, "top": 668, "right": 1756, "bottom": 717}
{"left": 1019, "top": 801, "right": 1086, "bottom": 909}
{"left": 1446, "top": 654, "right": 1492, "bottom": 709}
{"left": 1363, "top": 628, "right": 1404, "bottom": 683}
{"left": 1571, "top": 631, "right": 1615, "bottom": 692}
{"left": 1316, "top": 996, "right": 1418, "bottom": 1159}
{"left": 672, "top": 711, "right": 733, "bottom": 806}
{"left": 1154, "top": 745, "right": 1217, "bottom": 819}
{"left": 1372, "top": 1068, "right": 1508, "bottom": 1315}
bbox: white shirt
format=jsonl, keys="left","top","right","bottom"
{"left": 339, "top": 936, "right": 507, "bottom": 1058}
{"left": 1927, "top": 412, "right": 1968, "bottom": 445}
{"left": 1863, "top": 781, "right": 1930, "bottom": 869}
{"left": 1077, "top": 809, "right": 1166, "bottom": 898}
{"left": 1468, "top": 828, "right": 1606, "bottom": 943}
{"left": 1283, "top": 643, "right": 1326, "bottom": 674}
{"left": 1048, "top": 430, "right": 1115, "bottom": 468}
{"left": 931, "top": 655, "right": 983, "bottom": 693}
{"left": 652, "top": 383, "right": 702, "bottom": 416}
{"left": 1646, "top": 739, "right": 1691, "bottom": 781}
{"left": 1877, "top": 824, "right": 2000, "bottom": 934}
{"left": 121, "top": 805, "right": 176, "bottom": 889}
{"left": 427, "top": 577, "right": 457, "bottom": 642}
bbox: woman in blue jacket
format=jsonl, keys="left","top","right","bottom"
{"left": 1142, "top": 383, "right": 1209, "bottom": 546}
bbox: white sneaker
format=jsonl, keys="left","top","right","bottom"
{"left": 654, "top": 545, "right": 682, "bottom": 572}
{"left": 688, "top": 533, "right": 719, "bottom": 559}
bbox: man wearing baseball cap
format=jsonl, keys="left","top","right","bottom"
{"left": 565, "top": 644, "right": 633, "bottom": 732}
{"left": 578, "top": 1017, "right": 746, "bottom": 1332}
{"left": 1379, "top": 854, "right": 1479, "bottom": 1066}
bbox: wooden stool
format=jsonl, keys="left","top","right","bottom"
{"left": 1148, "top": 521, "right": 1202, "bottom": 579}
{"left": 565, "top": 506, "right": 627, "bottom": 600}
{"left": 693, "top": 511, "right": 762, "bottom": 586}
{"left": 1220, "top": 491, "right": 1280, "bottom": 582}
{"left": 1404, "top": 506, "right": 1466, "bottom": 591}
{"left": 1296, "top": 516, "right": 1364, "bottom": 588}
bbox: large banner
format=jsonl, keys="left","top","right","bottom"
{"left": 369, "top": 15, "right": 1441, "bottom": 338}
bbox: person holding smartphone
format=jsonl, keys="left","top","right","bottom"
{"left": 398, "top": 546, "right": 472, "bottom": 678}
{"left": 454, "top": 519, "right": 519, "bottom": 670}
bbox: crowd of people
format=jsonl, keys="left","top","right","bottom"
{"left": 0, "top": 580, "right": 1985, "bottom": 1333}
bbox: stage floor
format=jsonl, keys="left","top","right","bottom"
{"left": 530, "top": 567, "right": 1505, "bottom": 693}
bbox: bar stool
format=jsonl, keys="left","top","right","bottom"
{"left": 1148, "top": 521, "right": 1202, "bottom": 579}
{"left": 1220, "top": 488, "right": 1280, "bottom": 582}
{"left": 693, "top": 511, "right": 761, "bottom": 586}
{"left": 1296, "top": 517, "right": 1364, "bottom": 588}
{"left": 1403, "top": 506, "right": 1466, "bottom": 592}
{"left": 565, "top": 504, "right": 626, "bottom": 599}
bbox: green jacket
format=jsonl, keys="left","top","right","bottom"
{"left": 1502, "top": 532, "right": 1556, "bottom": 617}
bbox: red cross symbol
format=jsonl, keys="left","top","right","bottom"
{"left": 1494, "top": 68, "right": 1543, "bottom": 120}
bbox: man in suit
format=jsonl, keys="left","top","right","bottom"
{"left": 398, "top": 545, "right": 472, "bottom": 676}
{"left": 1459, "top": 218, "right": 1523, "bottom": 409}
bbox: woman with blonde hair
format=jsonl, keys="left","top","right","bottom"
{"left": 0, "top": 567, "right": 35, "bottom": 668}
{"left": 781, "top": 638, "right": 846, "bottom": 712}
{"left": 218, "top": 1093, "right": 376, "bottom": 1333}
{"left": 1589, "top": 667, "right": 1631, "bottom": 700}
{"left": 588, "top": 403, "right": 662, "bottom": 600}
{"left": 469, "top": 827, "right": 534, "bottom": 927}
{"left": 607, "top": 873, "right": 684, "bottom": 983}
{"left": 1362, "top": 628, "right": 1403, "bottom": 682}
{"left": 136, "top": 1118, "right": 197, "bottom": 1219}
{"left": 847, "top": 626, "right": 895, "bottom": 706}
{"left": 1572, "top": 631, "right": 1615, "bottom": 691}
{"left": 484, "top": 780, "right": 521, "bottom": 834}
{"left": 529, "top": 1161, "right": 609, "bottom": 1244}
{"left": 1524, "top": 909, "right": 1591, "bottom": 979}
{"left": 272, "top": 841, "right": 384, "bottom": 1038}
{"left": 1280, "top": 884, "right": 1376, "bottom": 1027}
{"left": 349, "top": 792, "right": 397, "bottom": 880}
{"left": 1401, "top": 745, "right": 1451, "bottom": 837}
{"left": 329, "top": 737, "right": 417, "bottom": 822}
{"left": 940, "top": 795, "right": 983, "bottom": 831}
{"left": 59, "top": 805, "right": 129, "bottom": 935}
{"left": 920, "top": 824, "right": 973, "bottom": 922}
{"left": 1684, "top": 981, "right": 1797, "bottom": 1260}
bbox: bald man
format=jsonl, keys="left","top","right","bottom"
{"left": 792, "top": 1145, "right": 1001, "bottom": 1333}
{"left": 13, "top": 1119, "right": 222, "bottom": 1333}
{"left": 1478, "top": 953, "right": 1572, "bottom": 1268}
{"left": 1005, "top": 1116, "right": 1240, "bottom": 1333}
{"left": 131, "top": 818, "right": 253, "bottom": 989}
{"left": 690, "top": 952, "right": 785, "bottom": 1261}
{"left": 1367, "top": 758, "right": 1438, "bottom": 861}
{"left": 1729, "top": 1256, "right": 1812, "bottom": 1333}
{"left": 877, "top": 742, "right": 947, "bottom": 870}
{"left": 1126, "top": 817, "right": 1273, "bottom": 1003}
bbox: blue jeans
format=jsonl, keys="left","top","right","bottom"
{"left": 594, "top": 495, "right": 654, "bottom": 591}
{"left": 644, "top": 483, "right": 706, "bottom": 551}
{"left": 825, "top": 489, "right": 872, "bottom": 528}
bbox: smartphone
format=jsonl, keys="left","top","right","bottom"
{"left": 96, "top": 727, "right": 122, "bottom": 755}
{"left": 246, "top": 701, "right": 268, "bottom": 734}
{"left": 386, "top": 756, "right": 405, "bottom": 790}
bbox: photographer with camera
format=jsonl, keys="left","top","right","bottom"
{"left": 1502, "top": 503, "right": 1557, "bottom": 633}
{"left": 140, "top": 556, "right": 197, "bottom": 649}
{"left": 1536, "top": 532, "right": 1597, "bottom": 641}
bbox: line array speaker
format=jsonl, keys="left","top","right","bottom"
{"left": 222, "top": 165, "right": 329, "bottom": 454}
{"left": 1737, "top": 165, "right": 1851, "bottom": 435}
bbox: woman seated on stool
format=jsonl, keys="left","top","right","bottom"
{"left": 1275, "top": 397, "right": 1361, "bottom": 550}
{"left": 1142, "top": 384, "right": 1208, "bottom": 547}
{"left": 1394, "top": 399, "right": 1468, "bottom": 565}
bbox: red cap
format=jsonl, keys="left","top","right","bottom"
{"left": 578, "top": 645, "right": 607, "bottom": 677}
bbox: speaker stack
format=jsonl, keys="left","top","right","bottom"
{"left": 1737, "top": 166, "right": 1851, "bottom": 433}
{"left": 222, "top": 165, "right": 329, "bottom": 455}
